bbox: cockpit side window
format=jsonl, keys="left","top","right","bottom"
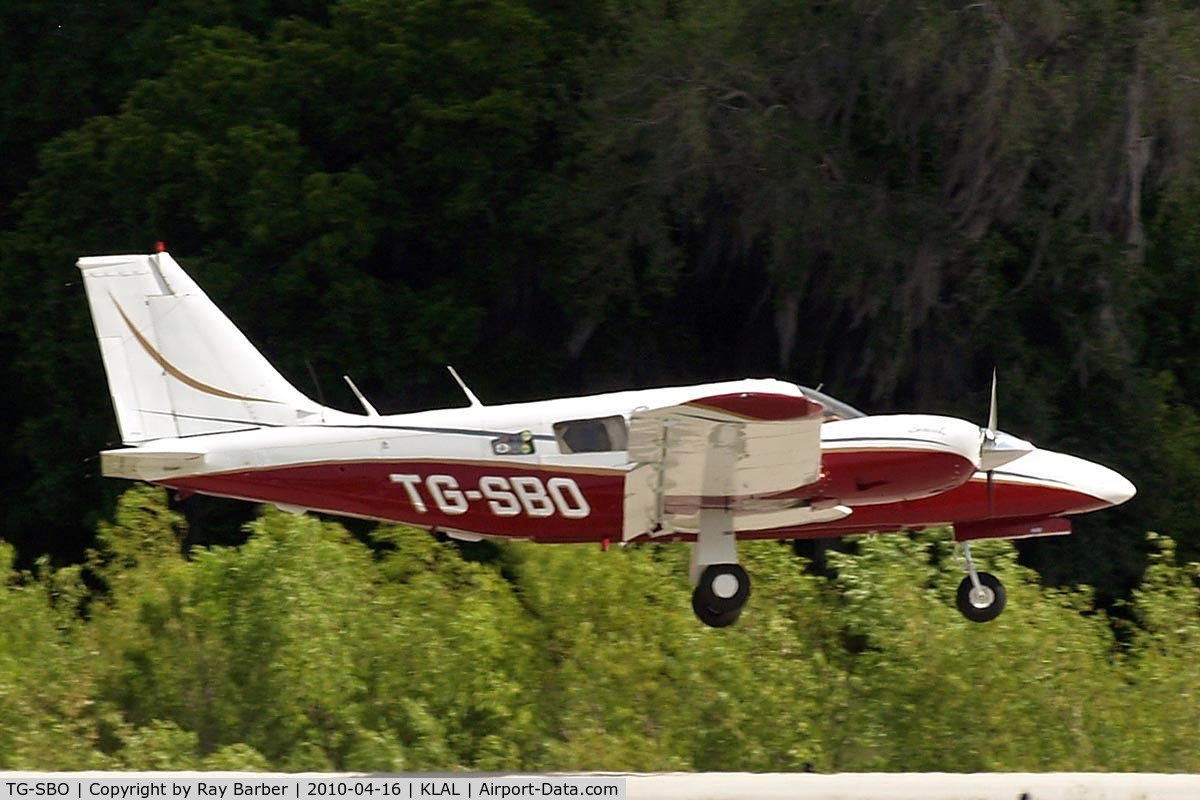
{"left": 553, "top": 415, "right": 629, "bottom": 454}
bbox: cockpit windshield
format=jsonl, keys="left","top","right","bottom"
{"left": 800, "top": 386, "right": 867, "bottom": 421}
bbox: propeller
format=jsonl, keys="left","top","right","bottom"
{"left": 985, "top": 370, "right": 997, "bottom": 517}
{"left": 986, "top": 369, "right": 998, "bottom": 444}
{"left": 978, "top": 370, "right": 1034, "bottom": 517}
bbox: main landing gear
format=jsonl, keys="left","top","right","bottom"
{"left": 955, "top": 541, "right": 1007, "bottom": 623}
{"left": 687, "top": 524, "right": 1008, "bottom": 627}
{"left": 690, "top": 510, "right": 751, "bottom": 627}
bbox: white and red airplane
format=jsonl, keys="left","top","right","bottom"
{"left": 78, "top": 251, "right": 1136, "bottom": 626}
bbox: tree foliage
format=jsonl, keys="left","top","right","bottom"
{"left": 1, "top": 487, "right": 1199, "bottom": 771}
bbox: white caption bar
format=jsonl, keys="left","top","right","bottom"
{"left": 0, "top": 777, "right": 626, "bottom": 800}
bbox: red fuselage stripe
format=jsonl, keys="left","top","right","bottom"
{"left": 159, "top": 448, "right": 1104, "bottom": 543}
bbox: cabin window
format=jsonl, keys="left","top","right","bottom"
{"left": 553, "top": 415, "right": 628, "bottom": 454}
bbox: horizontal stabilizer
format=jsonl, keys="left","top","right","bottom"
{"left": 101, "top": 447, "right": 206, "bottom": 481}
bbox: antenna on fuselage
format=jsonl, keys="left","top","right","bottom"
{"left": 305, "top": 357, "right": 327, "bottom": 423}
{"left": 447, "top": 365, "right": 484, "bottom": 408}
{"left": 343, "top": 375, "right": 380, "bottom": 417}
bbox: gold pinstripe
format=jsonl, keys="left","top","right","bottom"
{"left": 111, "top": 294, "right": 281, "bottom": 405}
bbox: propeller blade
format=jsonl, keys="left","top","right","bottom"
{"left": 987, "top": 368, "right": 998, "bottom": 437}
{"left": 987, "top": 469, "right": 994, "bottom": 517}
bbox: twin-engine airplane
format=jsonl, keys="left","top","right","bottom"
{"left": 78, "top": 251, "right": 1136, "bottom": 626}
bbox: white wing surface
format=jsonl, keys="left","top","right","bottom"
{"left": 623, "top": 391, "right": 849, "bottom": 539}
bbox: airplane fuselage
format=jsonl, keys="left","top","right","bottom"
{"left": 100, "top": 378, "right": 1130, "bottom": 546}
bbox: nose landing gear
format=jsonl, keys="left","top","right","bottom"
{"left": 955, "top": 541, "right": 1007, "bottom": 623}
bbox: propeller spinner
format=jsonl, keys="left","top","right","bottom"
{"left": 979, "top": 371, "right": 1034, "bottom": 472}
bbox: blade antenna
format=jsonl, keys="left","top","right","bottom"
{"left": 305, "top": 357, "right": 327, "bottom": 423}
{"left": 343, "top": 375, "right": 380, "bottom": 417}
{"left": 304, "top": 358, "right": 326, "bottom": 406}
{"left": 447, "top": 366, "right": 484, "bottom": 408}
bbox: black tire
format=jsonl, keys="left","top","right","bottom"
{"left": 956, "top": 572, "right": 1007, "bottom": 623}
{"left": 694, "top": 563, "right": 751, "bottom": 613}
{"left": 692, "top": 588, "right": 743, "bottom": 628}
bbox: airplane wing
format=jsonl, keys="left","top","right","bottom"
{"left": 623, "top": 391, "right": 850, "bottom": 539}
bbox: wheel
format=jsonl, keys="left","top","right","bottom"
{"left": 694, "top": 563, "right": 751, "bottom": 614}
{"left": 692, "top": 588, "right": 743, "bottom": 628}
{"left": 955, "top": 572, "right": 1006, "bottom": 623}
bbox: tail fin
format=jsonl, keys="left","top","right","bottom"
{"left": 77, "top": 251, "right": 323, "bottom": 444}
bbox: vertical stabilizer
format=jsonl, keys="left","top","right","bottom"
{"left": 77, "top": 252, "right": 322, "bottom": 444}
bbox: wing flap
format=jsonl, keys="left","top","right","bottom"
{"left": 623, "top": 391, "right": 826, "bottom": 539}
{"left": 667, "top": 503, "right": 852, "bottom": 534}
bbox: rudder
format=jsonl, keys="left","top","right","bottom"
{"left": 77, "top": 251, "right": 322, "bottom": 444}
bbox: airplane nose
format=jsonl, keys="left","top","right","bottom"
{"left": 999, "top": 449, "right": 1136, "bottom": 514}
{"left": 1093, "top": 465, "right": 1137, "bottom": 507}
{"left": 1068, "top": 457, "right": 1137, "bottom": 508}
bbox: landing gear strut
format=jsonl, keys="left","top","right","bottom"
{"left": 955, "top": 541, "right": 1006, "bottom": 623}
{"left": 690, "top": 510, "right": 751, "bottom": 627}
